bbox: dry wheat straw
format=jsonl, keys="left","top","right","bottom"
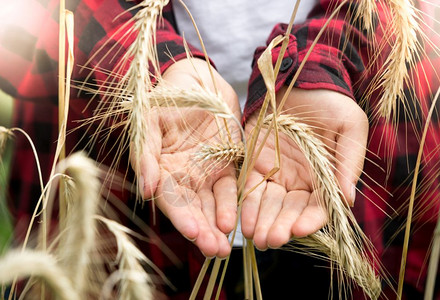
{"left": 399, "top": 87, "right": 440, "bottom": 299}
{"left": 0, "top": 250, "right": 79, "bottom": 300}
{"left": 58, "top": 8, "right": 75, "bottom": 243}
{"left": 376, "top": 0, "right": 420, "bottom": 120}
{"left": 56, "top": 152, "right": 100, "bottom": 295}
{"left": 425, "top": 219, "right": 440, "bottom": 300}
{"left": 97, "top": 217, "right": 154, "bottom": 300}
{"left": 0, "top": 127, "right": 44, "bottom": 192}
{"left": 265, "top": 114, "right": 380, "bottom": 299}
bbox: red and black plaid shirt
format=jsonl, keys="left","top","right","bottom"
{"left": 1, "top": 0, "right": 440, "bottom": 299}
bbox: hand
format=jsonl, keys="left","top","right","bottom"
{"left": 241, "top": 87, "right": 368, "bottom": 250}
{"left": 135, "top": 58, "right": 241, "bottom": 258}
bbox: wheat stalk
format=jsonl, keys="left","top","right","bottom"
{"left": 56, "top": 152, "right": 100, "bottom": 295}
{"left": 0, "top": 250, "right": 79, "bottom": 300}
{"left": 399, "top": 87, "right": 440, "bottom": 299}
{"left": 265, "top": 114, "right": 381, "bottom": 299}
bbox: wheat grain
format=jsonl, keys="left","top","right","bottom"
{"left": 195, "top": 141, "right": 244, "bottom": 165}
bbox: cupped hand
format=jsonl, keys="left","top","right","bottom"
{"left": 135, "top": 58, "right": 241, "bottom": 258}
{"left": 241, "top": 87, "right": 368, "bottom": 250}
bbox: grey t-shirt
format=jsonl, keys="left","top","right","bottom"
{"left": 172, "top": 0, "right": 318, "bottom": 109}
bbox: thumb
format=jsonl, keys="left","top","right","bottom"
{"left": 132, "top": 112, "right": 162, "bottom": 199}
{"left": 334, "top": 112, "right": 369, "bottom": 207}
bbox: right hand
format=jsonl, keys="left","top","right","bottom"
{"left": 241, "top": 87, "right": 369, "bottom": 250}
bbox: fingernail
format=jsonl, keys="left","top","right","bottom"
{"left": 253, "top": 240, "right": 267, "bottom": 252}
{"left": 217, "top": 254, "right": 230, "bottom": 261}
{"left": 350, "top": 184, "right": 356, "bottom": 207}
{"left": 183, "top": 234, "right": 197, "bottom": 243}
{"left": 139, "top": 175, "right": 145, "bottom": 199}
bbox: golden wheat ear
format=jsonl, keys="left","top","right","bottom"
{"left": 0, "top": 126, "right": 13, "bottom": 159}
{"left": 77, "top": 1, "right": 170, "bottom": 197}
{"left": 55, "top": 152, "right": 101, "bottom": 296}
{"left": 0, "top": 250, "right": 80, "bottom": 300}
{"left": 96, "top": 216, "right": 167, "bottom": 299}
{"left": 265, "top": 114, "right": 381, "bottom": 299}
{"left": 373, "top": 0, "right": 420, "bottom": 122}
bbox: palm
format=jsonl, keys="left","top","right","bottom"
{"left": 137, "top": 58, "right": 240, "bottom": 258}
{"left": 241, "top": 88, "right": 368, "bottom": 250}
{"left": 157, "top": 109, "right": 237, "bottom": 258}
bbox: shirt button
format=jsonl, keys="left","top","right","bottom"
{"left": 280, "top": 57, "right": 293, "bottom": 72}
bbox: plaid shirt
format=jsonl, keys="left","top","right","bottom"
{"left": 1, "top": 0, "right": 440, "bottom": 299}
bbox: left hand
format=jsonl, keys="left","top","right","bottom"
{"left": 135, "top": 58, "right": 241, "bottom": 258}
{"left": 241, "top": 87, "right": 369, "bottom": 250}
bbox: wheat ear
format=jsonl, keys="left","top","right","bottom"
{"left": 355, "top": 0, "right": 378, "bottom": 36}
{"left": 376, "top": 0, "right": 420, "bottom": 120}
{"left": 97, "top": 216, "right": 156, "bottom": 300}
{"left": 122, "top": 1, "right": 169, "bottom": 180}
{"left": 0, "top": 250, "right": 79, "bottom": 300}
{"left": 55, "top": 152, "right": 100, "bottom": 295}
{"left": 265, "top": 114, "right": 381, "bottom": 299}
{"left": 0, "top": 126, "right": 13, "bottom": 159}
{"left": 195, "top": 142, "right": 244, "bottom": 164}
{"left": 80, "top": 0, "right": 169, "bottom": 196}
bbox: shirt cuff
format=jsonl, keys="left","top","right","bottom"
{"left": 243, "top": 24, "right": 355, "bottom": 122}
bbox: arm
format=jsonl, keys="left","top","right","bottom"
{"left": 244, "top": 0, "right": 390, "bottom": 120}
{"left": 241, "top": 0, "right": 389, "bottom": 249}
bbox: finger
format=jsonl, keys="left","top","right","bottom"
{"left": 213, "top": 174, "right": 238, "bottom": 234}
{"left": 266, "top": 190, "right": 310, "bottom": 248}
{"left": 199, "top": 187, "right": 231, "bottom": 258}
{"left": 241, "top": 171, "right": 267, "bottom": 239}
{"left": 137, "top": 113, "right": 162, "bottom": 199}
{"left": 156, "top": 171, "right": 219, "bottom": 257}
{"left": 253, "top": 182, "right": 286, "bottom": 250}
{"left": 290, "top": 190, "right": 327, "bottom": 238}
{"left": 335, "top": 113, "right": 368, "bottom": 206}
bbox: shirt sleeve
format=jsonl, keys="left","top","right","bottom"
{"left": 243, "top": 0, "right": 389, "bottom": 121}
